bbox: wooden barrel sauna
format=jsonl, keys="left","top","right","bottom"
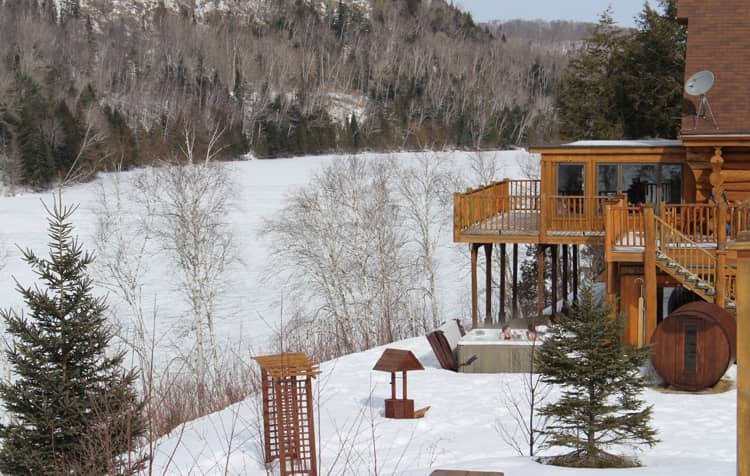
{"left": 651, "top": 301, "right": 736, "bottom": 391}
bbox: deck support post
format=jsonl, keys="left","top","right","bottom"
{"left": 573, "top": 245, "right": 579, "bottom": 303}
{"left": 562, "top": 244, "right": 569, "bottom": 308}
{"left": 551, "top": 245, "right": 558, "bottom": 318}
{"left": 512, "top": 244, "right": 519, "bottom": 320}
{"left": 484, "top": 244, "right": 493, "bottom": 325}
{"left": 716, "top": 250, "right": 727, "bottom": 308}
{"left": 471, "top": 244, "right": 479, "bottom": 329}
{"left": 729, "top": 233, "right": 750, "bottom": 476}
{"left": 537, "top": 245, "right": 546, "bottom": 320}
{"left": 643, "top": 204, "right": 658, "bottom": 343}
{"left": 499, "top": 244, "right": 507, "bottom": 323}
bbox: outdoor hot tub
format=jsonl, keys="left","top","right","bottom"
{"left": 457, "top": 328, "right": 542, "bottom": 373}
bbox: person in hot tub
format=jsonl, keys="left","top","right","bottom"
{"left": 500, "top": 324, "right": 513, "bottom": 340}
{"left": 526, "top": 324, "right": 539, "bottom": 342}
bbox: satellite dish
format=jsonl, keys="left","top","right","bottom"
{"left": 685, "top": 70, "right": 715, "bottom": 96}
{"left": 684, "top": 70, "right": 719, "bottom": 130}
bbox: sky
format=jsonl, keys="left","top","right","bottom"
{"left": 455, "top": 0, "right": 651, "bottom": 28}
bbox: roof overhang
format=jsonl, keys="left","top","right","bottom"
{"left": 680, "top": 134, "right": 750, "bottom": 148}
{"left": 530, "top": 139, "right": 685, "bottom": 155}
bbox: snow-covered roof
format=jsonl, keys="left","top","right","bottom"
{"left": 563, "top": 139, "right": 684, "bottom": 148}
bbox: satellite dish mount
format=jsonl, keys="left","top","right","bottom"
{"left": 685, "top": 70, "right": 719, "bottom": 130}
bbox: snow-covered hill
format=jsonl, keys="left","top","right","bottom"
{"left": 69, "top": 0, "right": 371, "bottom": 24}
{"left": 150, "top": 336, "right": 737, "bottom": 475}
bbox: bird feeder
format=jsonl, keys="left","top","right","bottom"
{"left": 373, "top": 349, "right": 424, "bottom": 419}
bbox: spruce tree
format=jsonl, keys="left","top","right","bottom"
{"left": 536, "top": 288, "right": 657, "bottom": 467}
{"left": 0, "top": 198, "right": 144, "bottom": 475}
{"left": 617, "top": 0, "right": 685, "bottom": 139}
{"left": 555, "top": 8, "right": 625, "bottom": 140}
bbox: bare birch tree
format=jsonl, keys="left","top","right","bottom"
{"left": 398, "top": 153, "right": 453, "bottom": 329}
{"left": 135, "top": 124, "right": 235, "bottom": 410}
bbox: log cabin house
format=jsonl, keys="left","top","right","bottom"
{"left": 453, "top": 0, "right": 750, "bottom": 349}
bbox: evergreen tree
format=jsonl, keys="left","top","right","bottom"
{"left": 0, "top": 198, "right": 144, "bottom": 475}
{"left": 555, "top": 8, "right": 625, "bottom": 140}
{"left": 536, "top": 288, "right": 657, "bottom": 467}
{"left": 617, "top": 0, "right": 685, "bottom": 139}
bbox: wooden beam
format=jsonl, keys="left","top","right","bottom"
{"left": 643, "top": 205, "right": 658, "bottom": 343}
{"left": 728, "top": 233, "right": 750, "bottom": 476}
{"left": 512, "top": 244, "right": 519, "bottom": 320}
{"left": 537, "top": 245, "right": 545, "bottom": 320}
{"left": 499, "top": 243, "right": 507, "bottom": 323}
{"left": 573, "top": 245, "right": 579, "bottom": 303}
{"left": 562, "top": 244, "right": 569, "bottom": 305}
{"left": 484, "top": 244, "right": 493, "bottom": 326}
{"left": 551, "top": 245, "right": 558, "bottom": 317}
{"left": 471, "top": 244, "right": 479, "bottom": 329}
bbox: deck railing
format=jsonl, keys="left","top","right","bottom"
{"left": 545, "top": 195, "right": 617, "bottom": 235}
{"left": 654, "top": 215, "right": 717, "bottom": 291}
{"left": 607, "top": 206, "right": 646, "bottom": 249}
{"left": 454, "top": 179, "right": 540, "bottom": 235}
{"left": 662, "top": 204, "right": 718, "bottom": 245}
{"left": 729, "top": 203, "right": 750, "bottom": 240}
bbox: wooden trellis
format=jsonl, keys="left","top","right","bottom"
{"left": 253, "top": 353, "right": 320, "bottom": 476}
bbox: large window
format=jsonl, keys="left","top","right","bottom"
{"left": 595, "top": 163, "right": 683, "bottom": 206}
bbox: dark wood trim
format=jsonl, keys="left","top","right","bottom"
{"left": 471, "top": 244, "right": 479, "bottom": 329}
{"left": 484, "top": 244, "right": 493, "bottom": 325}
{"left": 537, "top": 245, "right": 546, "bottom": 319}
{"left": 512, "top": 243, "right": 519, "bottom": 320}
{"left": 573, "top": 245, "right": 579, "bottom": 303}
{"left": 499, "top": 243, "right": 506, "bottom": 323}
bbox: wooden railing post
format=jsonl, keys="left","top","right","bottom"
{"left": 718, "top": 201, "right": 728, "bottom": 249}
{"left": 728, "top": 232, "right": 750, "bottom": 476}
{"left": 716, "top": 249, "right": 727, "bottom": 308}
{"left": 643, "top": 204, "right": 658, "bottom": 344}
{"left": 605, "top": 202, "right": 613, "bottom": 263}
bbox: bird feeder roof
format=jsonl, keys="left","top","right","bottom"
{"left": 373, "top": 349, "right": 424, "bottom": 372}
{"left": 253, "top": 352, "right": 320, "bottom": 378}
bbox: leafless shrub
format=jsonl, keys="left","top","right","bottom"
{"left": 496, "top": 341, "right": 551, "bottom": 456}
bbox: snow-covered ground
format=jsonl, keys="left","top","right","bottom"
{"left": 0, "top": 150, "right": 737, "bottom": 474}
{"left": 150, "top": 336, "right": 737, "bottom": 475}
{"left": 0, "top": 150, "right": 530, "bottom": 365}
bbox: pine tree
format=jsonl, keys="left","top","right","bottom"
{"left": 536, "top": 288, "right": 657, "bottom": 467}
{"left": 0, "top": 198, "right": 144, "bottom": 475}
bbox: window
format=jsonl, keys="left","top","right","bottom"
{"left": 557, "top": 164, "right": 584, "bottom": 196}
{"left": 593, "top": 163, "right": 683, "bottom": 206}
{"left": 684, "top": 326, "right": 697, "bottom": 374}
{"left": 597, "top": 164, "right": 618, "bottom": 196}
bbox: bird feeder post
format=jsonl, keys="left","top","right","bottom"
{"left": 402, "top": 370, "right": 408, "bottom": 400}
{"left": 373, "top": 349, "right": 424, "bottom": 419}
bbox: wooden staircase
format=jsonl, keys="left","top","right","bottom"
{"left": 653, "top": 215, "right": 736, "bottom": 311}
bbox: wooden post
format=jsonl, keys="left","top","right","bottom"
{"left": 537, "top": 245, "right": 546, "bottom": 320}
{"left": 484, "top": 244, "right": 493, "bottom": 325}
{"left": 499, "top": 243, "right": 507, "bottom": 323}
{"left": 643, "top": 204, "right": 658, "bottom": 343}
{"left": 716, "top": 249, "right": 727, "bottom": 308}
{"left": 551, "top": 245, "right": 558, "bottom": 316}
{"left": 562, "top": 244, "right": 569, "bottom": 306}
{"left": 729, "top": 232, "right": 750, "bottom": 476}
{"left": 402, "top": 370, "right": 408, "bottom": 400}
{"left": 471, "top": 244, "right": 479, "bottom": 329}
{"left": 391, "top": 372, "right": 396, "bottom": 400}
{"left": 718, "top": 201, "right": 728, "bottom": 249}
{"left": 573, "top": 245, "right": 579, "bottom": 303}
{"left": 512, "top": 243, "right": 519, "bottom": 320}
